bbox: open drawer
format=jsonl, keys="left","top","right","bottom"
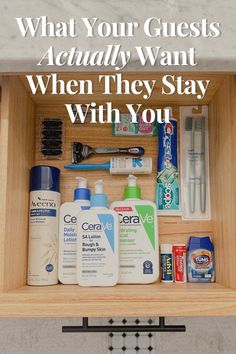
{"left": 0, "top": 73, "right": 236, "bottom": 317}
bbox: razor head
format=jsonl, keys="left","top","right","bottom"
{"left": 72, "top": 142, "right": 93, "bottom": 163}
{"left": 72, "top": 142, "right": 83, "bottom": 163}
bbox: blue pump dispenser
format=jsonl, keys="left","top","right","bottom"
{"left": 74, "top": 177, "right": 90, "bottom": 201}
{"left": 90, "top": 180, "right": 108, "bottom": 208}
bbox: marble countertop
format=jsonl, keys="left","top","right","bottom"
{"left": 0, "top": 0, "right": 236, "bottom": 72}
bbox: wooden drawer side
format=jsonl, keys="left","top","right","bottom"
{"left": 0, "top": 76, "right": 35, "bottom": 291}
{"left": 209, "top": 75, "right": 236, "bottom": 288}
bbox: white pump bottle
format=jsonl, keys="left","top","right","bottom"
{"left": 58, "top": 177, "right": 90, "bottom": 284}
{"left": 111, "top": 175, "right": 159, "bottom": 284}
{"left": 77, "top": 180, "right": 119, "bottom": 286}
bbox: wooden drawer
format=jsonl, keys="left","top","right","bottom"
{"left": 0, "top": 73, "right": 235, "bottom": 317}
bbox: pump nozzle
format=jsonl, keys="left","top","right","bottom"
{"left": 76, "top": 176, "right": 88, "bottom": 189}
{"left": 128, "top": 175, "right": 137, "bottom": 187}
{"left": 94, "top": 180, "right": 104, "bottom": 194}
{"left": 90, "top": 180, "right": 108, "bottom": 208}
{"left": 74, "top": 176, "right": 90, "bottom": 201}
{"left": 124, "top": 175, "right": 141, "bottom": 199}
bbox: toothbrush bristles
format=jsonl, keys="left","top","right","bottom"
{"left": 195, "top": 117, "right": 205, "bottom": 130}
{"left": 185, "top": 117, "right": 194, "bottom": 131}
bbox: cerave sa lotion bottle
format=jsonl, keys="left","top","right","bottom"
{"left": 111, "top": 175, "right": 159, "bottom": 284}
{"left": 58, "top": 177, "right": 90, "bottom": 284}
{"left": 77, "top": 180, "right": 119, "bottom": 286}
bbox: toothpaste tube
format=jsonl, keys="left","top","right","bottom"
{"left": 156, "top": 117, "right": 180, "bottom": 215}
{"left": 173, "top": 244, "right": 187, "bottom": 283}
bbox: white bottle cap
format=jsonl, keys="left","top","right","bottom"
{"left": 76, "top": 176, "right": 87, "bottom": 189}
{"left": 128, "top": 175, "right": 137, "bottom": 187}
{"left": 160, "top": 244, "right": 173, "bottom": 253}
{"left": 94, "top": 180, "right": 104, "bottom": 194}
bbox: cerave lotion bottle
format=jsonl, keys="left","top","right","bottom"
{"left": 111, "top": 175, "right": 159, "bottom": 284}
{"left": 77, "top": 180, "right": 119, "bottom": 286}
{"left": 58, "top": 177, "right": 90, "bottom": 284}
{"left": 28, "top": 166, "right": 61, "bottom": 286}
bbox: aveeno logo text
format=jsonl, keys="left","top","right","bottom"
{"left": 31, "top": 200, "right": 56, "bottom": 208}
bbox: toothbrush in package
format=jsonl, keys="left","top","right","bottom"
{"left": 185, "top": 116, "right": 206, "bottom": 214}
{"left": 180, "top": 105, "right": 210, "bottom": 220}
{"left": 199, "top": 117, "right": 206, "bottom": 213}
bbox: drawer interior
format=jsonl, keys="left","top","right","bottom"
{"left": 0, "top": 73, "right": 235, "bottom": 317}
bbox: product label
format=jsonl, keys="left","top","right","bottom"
{"left": 161, "top": 253, "right": 173, "bottom": 281}
{"left": 114, "top": 204, "right": 157, "bottom": 282}
{"left": 28, "top": 191, "right": 60, "bottom": 285}
{"left": 173, "top": 246, "right": 187, "bottom": 282}
{"left": 110, "top": 157, "right": 151, "bottom": 174}
{"left": 143, "top": 260, "right": 153, "bottom": 274}
{"left": 113, "top": 113, "right": 157, "bottom": 136}
{"left": 156, "top": 119, "right": 180, "bottom": 211}
{"left": 189, "top": 249, "right": 213, "bottom": 279}
{"left": 77, "top": 212, "right": 118, "bottom": 285}
{"left": 30, "top": 208, "right": 56, "bottom": 217}
{"left": 59, "top": 204, "right": 90, "bottom": 283}
{"left": 113, "top": 114, "right": 138, "bottom": 135}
